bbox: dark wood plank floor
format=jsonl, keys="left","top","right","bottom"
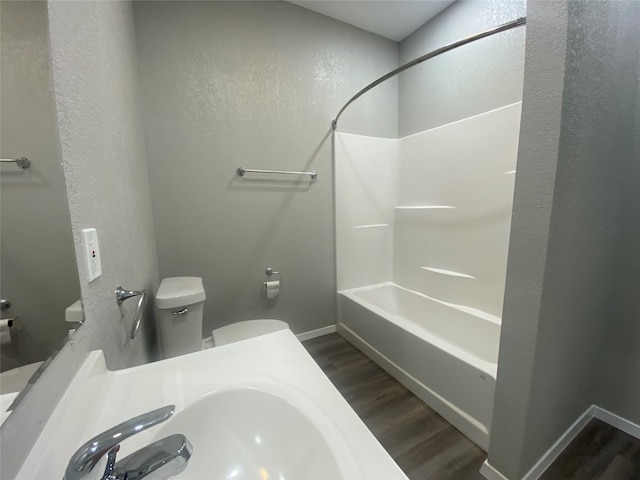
{"left": 540, "top": 418, "right": 640, "bottom": 480}
{"left": 303, "top": 333, "right": 486, "bottom": 479}
{"left": 304, "top": 333, "right": 640, "bottom": 480}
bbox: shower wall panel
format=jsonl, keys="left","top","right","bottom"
{"left": 335, "top": 103, "right": 521, "bottom": 318}
{"left": 394, "top": 102, "right": 522, "bottom": 317}
{"left": 334, "top": 133, "right": 398, "bottom": 291}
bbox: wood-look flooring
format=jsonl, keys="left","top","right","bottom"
{"left": 303, "top": 333, "right": 486, "bottom": 479}
{"left": 540, "top": 418, "right": 640, "bottom": 480}
{"left": 303, "top": 333, "right": 640, "bottom": 480}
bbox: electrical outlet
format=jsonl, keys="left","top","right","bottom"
{"left": 81, "top": 228, "right": 102, "bottom": 282}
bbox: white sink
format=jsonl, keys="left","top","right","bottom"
{"left": 15, "top": 329, "right": 407, "bottom": 479}
{"left": 156, "top": 388, "right": 341, "bottom": 479}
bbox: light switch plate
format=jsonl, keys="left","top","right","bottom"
{"left": 81, "top": 228, "right": 102, "bottom": 282}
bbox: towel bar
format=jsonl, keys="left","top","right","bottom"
{"left": 236, "top": 167, "right": 317, "bottom": 180}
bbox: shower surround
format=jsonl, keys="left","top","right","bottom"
{"left": 334, "top": 102, "right": 521, "bottom": 449}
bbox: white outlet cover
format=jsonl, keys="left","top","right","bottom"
{"left": 81, "top": 228, "right": 102, "bottom": 282}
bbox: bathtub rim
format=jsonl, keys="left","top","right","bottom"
{"left": 339, "top": 282, "right": 499, "bottom": 379}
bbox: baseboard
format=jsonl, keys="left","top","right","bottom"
{"left": 520, "top": 405, "right": 594, "bottom": 480}
{"left": 480, "top": 461, "right": 509, "bottom": 480}
{"left": 592, "top": 406, "right": 640, "bottom": 440}
{"left": 296, "top": 325, "right": 336, "bottom": 342}
{"left": 481, "top": 404, "right": 640, "bottom": 480}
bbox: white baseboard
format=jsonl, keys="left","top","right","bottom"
{"left": 296, "top": 325, "right": 336, "bottom": 342}
{"left": 481, "top": 405, "right": 640, "bottom": 480}
{"left": 592, "top": 406, "right": 640, "bottom": 439}
{"left": 521, "top": 405, "right": 594, "bottom": 480}
{"left": 480, "top": 461, "right": 510, "bottom": 480}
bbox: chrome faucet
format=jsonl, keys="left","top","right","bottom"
{"left": 64, "top": 405, "right": 192, "bottom": 480}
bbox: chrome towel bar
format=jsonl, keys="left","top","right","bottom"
{"left": 1, "top": 157, "right": 31, "bottom": 169}
{"left": 236, "top": 167, "right": 317, "bottom": 180}
{"left": 115, "top": 286, "right": 148, "bottom": 339}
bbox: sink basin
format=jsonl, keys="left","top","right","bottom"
{"left": 15, "top": 329, "right": 406, "bottom": 479}
{"left": 156, "top": 388, "right": 341, "bottom": 479}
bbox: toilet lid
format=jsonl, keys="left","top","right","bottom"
{"left": 156, "top": 277, "right": 206, "bottom": 309}
{"left": 212, "top": 319, "right": 289, "bottom": 347}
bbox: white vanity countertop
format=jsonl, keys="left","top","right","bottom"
{"left": 16, "top": 329, "right": 407, "bottom": 479}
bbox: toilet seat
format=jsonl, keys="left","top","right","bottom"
{"left": 212, "top": 319, "right": 289, "bottom": 347}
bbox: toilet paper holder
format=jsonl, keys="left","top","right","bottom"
{"left": 264, "top": 268, "right": 281, "bottom": 301}
{"left": 265, "top": 268, "right": 282, "bottom": 282}
{"left": 1, "top": 318, "right": 15, "bottom": 327}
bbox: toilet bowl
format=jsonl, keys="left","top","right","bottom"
{"left": 156, "top": 277, "right": 290, "bottom": 357}
{"left": 212, "top": 319, "right": 289, "bottom": 347}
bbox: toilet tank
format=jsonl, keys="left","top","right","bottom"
{"left": 156, "top": 277, "right": 206, "bottom": 359}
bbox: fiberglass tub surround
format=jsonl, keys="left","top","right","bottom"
{"left": 335, "top": 102, "right": 522, "bottom": 449}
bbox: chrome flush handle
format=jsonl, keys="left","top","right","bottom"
{"left": 172, "top": 308, "right": 188, "bottom": 315}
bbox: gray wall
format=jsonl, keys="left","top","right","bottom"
{"left": 49, "top": 0, "right": 160, "bottom": 370}
{"left": 398, "top": 0, "right": 526, "bottom": 136}
{"left": 489, "top": 1, "right": 640, "bottom": 478}
{"left": 596, "top": 4, "right": 640, "bottom": 428}
{"left": 1, "top": 1, "right": 160, "bottom": 477}
{"left": 0, "top": 1, "right": 80, "bottom": 372}
{"left": 133, "top": 1, "right": 398, "bottom": 336}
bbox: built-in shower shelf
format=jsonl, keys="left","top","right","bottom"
{"left": 420, "top": 267, "right": 476, "bottom": 279}
{"left": 395, "top": 206, "right": 455, "bottom": 210}
{"left": 353, "top": 223, "right": 389, "bottom": 229}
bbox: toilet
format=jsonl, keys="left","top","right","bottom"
{"left": 156, "top": 277, "right": 207, "bottom": 358}
{"left": 156, "top": 277, "right": 289, "bottom": 358}
{"left": 211, "top": 319, "right": 288, "bottom": 347}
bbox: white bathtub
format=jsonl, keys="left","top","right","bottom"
{"left": 338, "top": 282, "right": 500, "bottom": 449}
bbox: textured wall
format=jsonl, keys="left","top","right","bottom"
{"left": 518, "top": 0, "right": 637, "bottom": 472}
{"left": 1, "top": 2, "right": 160, "bottom": 477}
{"left": 0, "top": 1, "right": 80, "bottom": 372}
{"left": 488, "top": 1, "right": 569, "bottom": 477}
{"left": 48, "top": 0, "right": 160, "bottom": 369}
{"left": 133, "top": 1, "right": 398, "bottom": 336}
{"left": 489, "top": 1, "right": 640, "bottom": 478}
{"left": 594, "top": 2, "right": 640, "bottom": 427}
{"left": 398, "top": 0, "right": 526, "bottom": 136}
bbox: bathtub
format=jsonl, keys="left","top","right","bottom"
{"left": 337, "top": 282, "right": 500, "bottom": 449}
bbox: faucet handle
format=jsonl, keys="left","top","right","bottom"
{"left": 113, "top": 433, "right": 192, "bottom": 480}
{"left": 64, "top": 405, "right": 175, "bottom": 480}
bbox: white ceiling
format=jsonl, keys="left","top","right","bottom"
{"left": 288, "top": 1, "right": 456, "bottom": 42}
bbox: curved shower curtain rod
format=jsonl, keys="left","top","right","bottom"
{"left": 331, "top": 17, "right": 527, "bottom": 131}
